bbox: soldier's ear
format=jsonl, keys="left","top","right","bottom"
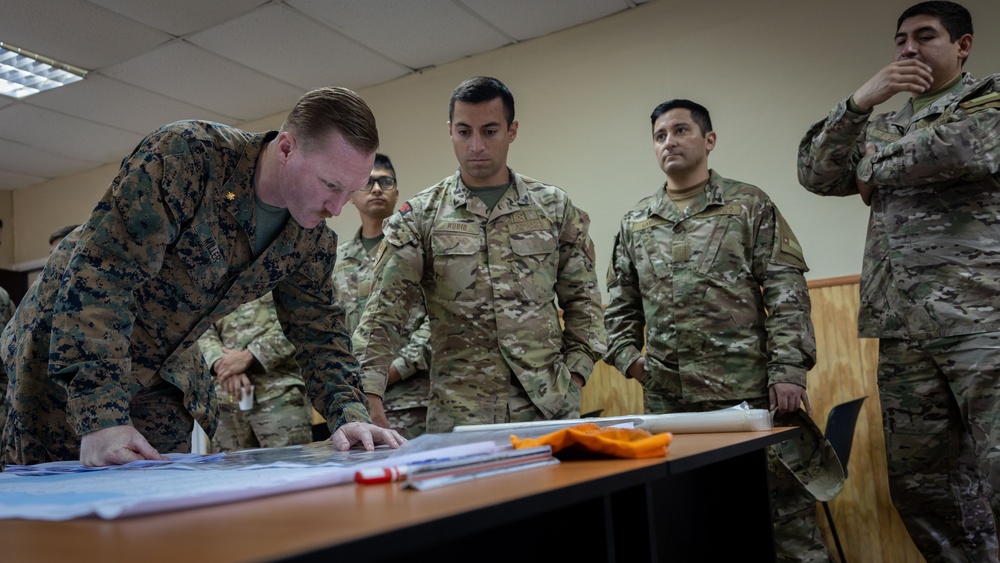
{"left": 705, "top": 131, "right": 717, "bottom": 154}
{"left": 275, "top": 131, "right": 296, "bottom": 162}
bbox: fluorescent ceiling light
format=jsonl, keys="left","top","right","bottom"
{"left": 0, "top": 41, "right": 87, "bottom": 99}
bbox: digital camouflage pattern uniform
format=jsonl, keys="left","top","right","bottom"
{"left": 1, "top": 121, "right": 369, "bottom": 465}
{"left": 198, "top": 293, "right": 312, "bottom": 451}
{"left": 353, "top": 170, "right": 607, "bottom": 432}
{"left": 605, "top": 170, "right": 828, "bottom": 562}
{"left": 0, "top": 286, "right": 15, "bottom": 437}
{"left": 334, "top": 230, "right": 431, "bottom": 439}
{"left": 798, "top": 72, "right": 1000, "bottom": 562}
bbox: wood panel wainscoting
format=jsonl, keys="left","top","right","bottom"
{"left": 580, "top": 275, "right": 926, "bottom": 562}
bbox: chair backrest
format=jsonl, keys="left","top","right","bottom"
{"left": 824, "top": 397, "right": 867, "bottom": 479}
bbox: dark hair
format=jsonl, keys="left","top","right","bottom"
{"left": 650, "top": 99, "right": 713, "bottom": 136}
{"left": 49, "top": 224, "right": 79, "bottom": 245}
{"left": 898, "top": 1, "right": 973, "bottom": 41}
{"left": 282, "top": 87, "right": 379, "bottom": 154}
{"left": 374, "top": 153, "right": 396, "bottom": 180}
{"left": 449, "top": 76, "right": 515, "bottom": 126}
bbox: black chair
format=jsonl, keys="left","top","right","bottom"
{"left": 822, "top": 396, "right": 867, "bottom": 563}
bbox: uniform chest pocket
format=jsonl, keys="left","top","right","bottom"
{"left": 636, "top": 228, "right": 674, "bottom": 293}
{"left": 170, "top": 222, "right": 231, "bottom": 288}
{"left": 508, "top": 232, "right": 557, "bottom": 302}
{"left": 430, "top": 233, "right": 485, "bottom": 300}
{"left": 692, "top": 217, "right": 751, "bottom": 284}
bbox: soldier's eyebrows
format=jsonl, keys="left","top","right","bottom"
{"left": 895, "top": 25, "right": 939, "bottom": 41}
{"left": 653, "top": 121, "right": 691, "bottom": 136}
{"left": 454, "top": 120, "right": 503, "bottom": 129}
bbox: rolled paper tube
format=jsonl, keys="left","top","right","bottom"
{"left": 454, "top": 405, "right": 772, "bottom": 434}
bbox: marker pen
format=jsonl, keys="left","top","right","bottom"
{"left": 354, "top": 465, "right": 409, "bottom": 485}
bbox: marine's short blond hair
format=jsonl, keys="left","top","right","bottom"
{"left": 282, "top": 87, "right": 379, "bottom": 154}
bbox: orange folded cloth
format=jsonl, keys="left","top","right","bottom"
{"left": 511, "top": 423, "right": 672, "bottom": 459}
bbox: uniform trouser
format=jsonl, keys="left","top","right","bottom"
{"left": 644, "top": 393, "right": 830, "bottom": 563}
{"left": 386, "top": 406, "right": 428, "bottom": 440}
{"left": 211, "top": 385, "right": 312, "bottom": 453}
{"left": 879, "top": 334, "right": 1000, "bottom": 563}
{"left": 3, "top": 377, "right": 193, "bottom": 465}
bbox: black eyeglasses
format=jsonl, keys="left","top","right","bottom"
{"left": 362, "top": 176, "right": 397, "bottom": 192}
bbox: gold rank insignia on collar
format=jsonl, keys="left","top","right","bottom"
{"left": 226, "top": 192, "right": 236, "bottom": 201}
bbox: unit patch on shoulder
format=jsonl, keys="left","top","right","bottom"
{"left": 398, "top": 202, "right": 412, "bottom": 216}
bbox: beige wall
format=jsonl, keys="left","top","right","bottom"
{"left": 10, "top": 0, "right": 1000, "bottom": 290}
{"left": 0, "top": 189, "right": 12, "bottom": 266}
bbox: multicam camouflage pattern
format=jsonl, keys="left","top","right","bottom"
{"left": 799, "top": 73, "right": 1000, "bottom": 562}
{"left": 198, "top": 293, "right": 312, "bottom": 451}
{"left": 0, "top": 286, "right": 14, "bottom": 436}
{"left": 353, "top": 170, "right": 606, "bottom": 432}
{"left": 212, "top": 386, "right": 313, "bottom": 452}
{"left": 604, "top": 172, "right": 826, "bottom": 561}
{"left": 878, "top": 335, "right": 1000, "bottom": 562}
{"left": 1, "top": 121, "right": 368, "bottom": 465}
{"left": 334, "top": 230, "right": 431, "bottom": 439}
{"left": 605, "top": 170, "right": 816, "bottom": 401}
{"left": 798, "top": 72, "right": 1000, "bottom": 340}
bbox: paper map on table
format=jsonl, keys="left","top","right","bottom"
{"left": 0, "top": 438, "right": 498, "bottom": 520}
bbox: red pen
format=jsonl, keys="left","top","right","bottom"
{"left": 354, "top": 465, "right": 409, "bottom": 485}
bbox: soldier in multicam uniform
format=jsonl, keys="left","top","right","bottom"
{"left": 198, "top": 293, "right": 313, "bottom": 452}
{"left": 353, "top": 76, "right": 606, "bottom": 433}
{"left": 334, "top": 154, "right": 431, "bottom": 440}
{"left": 605, "top": 99, "right": 828, "bottom": 562}
{"left": 798, "top": 2, "right": 1000, "bottom": 561}
{"left": 1, "top": 87, "right": 403, "bottom": 467}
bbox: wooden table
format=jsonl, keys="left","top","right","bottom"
{"left": 0, "top": 428, "right": 796, "bottom": 562}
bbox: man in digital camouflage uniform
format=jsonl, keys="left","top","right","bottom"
{"left": 798, "top": 2, "right": 1000, "bottom": 560}
{"left": 353, "top": 76, "right": 606, "bottom": 433}
{"left": 605, "top": 99, "right": 828, "bottom": 562}
{"left": 334, "top": 153, "right": 431, "bottom": 440}
{"left": 198, "top": 293, "right": 313, "bottom": 452}
{"left": 1, "top": 87, "right": 403, "bottom": 467}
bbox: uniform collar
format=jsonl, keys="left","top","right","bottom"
{"left": 452, "top": 167, "right": 530, "bottom": 218}
{"left": 649, "top": 169, "right": 725, "bottom": 222}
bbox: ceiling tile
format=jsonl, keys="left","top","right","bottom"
{"left": 0, "top": 0, "right": 172, "bottom": 70}
{"left": 0, "top": 105, "right": 140, "bottom": 163}
{"left": 0, "top": 138, "right": 98, "bottom": 179}
{"left": 461, "top": 0, "right": 626, "bottom": 41}
{"left": 26, "top": 74, "right": 238, "bottom": 135}
{"left": 0, "top": 169, "right": 47, "bottom": 191}
{"left": 289, "top": 0, "right": 512, "bottom": 69}
{"left": 102, "top": 41, "right": 306, "bottom": 121}
{"left": 188, "top": 4, "right": 411, "bottom": 91}
{"left": 86, "top": 0, "right": 271, "bottom": 37}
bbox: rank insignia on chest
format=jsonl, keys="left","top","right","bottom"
{"left": 225, "top": 192, "right": 236, "bottom": 201}
{"left": 672, "top": 240, "right": 691, "bottom": 263}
